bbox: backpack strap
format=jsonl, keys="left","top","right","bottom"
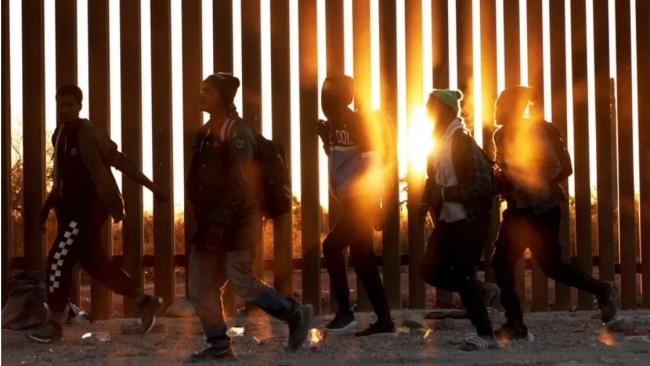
{"left": 220, "top": 117, "right": 236, "bottom": 142}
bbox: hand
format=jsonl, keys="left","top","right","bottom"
{"left": 39, "top": 209, "right": 49, "bottom": 233}
{"left": 317, "top": 119, "right": 329, "bottom": 142}
{"left": 152, "top": 186, "right": 170, "bottom": 202}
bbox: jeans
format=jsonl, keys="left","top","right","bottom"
{"left": 189, "top": 247, "right": 297, "bottom": 346}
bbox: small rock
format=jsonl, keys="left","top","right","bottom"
{"left": 165, "top": 298, "right": 196, "bottom": 318}
{"left": 624, "top": 335, "right": 650, "bottom": 343}
{"left": 433, "top": 318, "right": 457, "bottom": 331}
{"left": 402, "top": 312, "right": 425, "bottom": 329}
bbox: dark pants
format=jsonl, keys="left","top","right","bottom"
{"left": 322, "top": 199, "right": 391, "bottom": 321}
{"left": 47, "top": 201, "right": 137, "bottom": 313}
{"left": 491, "top": 206, "right": 608, "bottom": 324}
{"left": 419, "top": 216, "right": 493, "bottom": 336}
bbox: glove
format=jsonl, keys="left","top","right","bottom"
{"left": 317, "top": 119, "right": 330, "bottom": 145}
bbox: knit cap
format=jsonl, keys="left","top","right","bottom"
{"left": 428, "top": 89, "right": 464, "bottom": 114}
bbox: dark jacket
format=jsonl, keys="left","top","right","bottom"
{"left": 493, "top": 119, "right": 564, "bottom": 213}
{"left": 186, "top": 113, "right": 259, "bottom": 250}
{"left": 47, "top": 119, "right": 154, "bottom": 222}
{"left": 424, "top": 128, "right": 494, "bottom": 221}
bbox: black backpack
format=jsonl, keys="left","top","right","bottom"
{"left": 253, "top": 133, "right": 292, "bottom": 218}
{"left": 539, "top": 121, "right": 573, "bottom": 183}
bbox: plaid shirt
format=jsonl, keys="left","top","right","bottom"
{"left": 424, "top": 129, "right": 494, "bottom": 221}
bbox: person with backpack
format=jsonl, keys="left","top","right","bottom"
{"left": 490, "top": 86, "right": 619, "bottom": 341}
{"left": 187, "top": 73, "right": 312, "bottom": 361}
{"left": 418, "top": 89, "right": 498, "bottom": 351}
{"left": 27, "top": 85, "right": 167, "bottom": 343}
{"left": 317, "top": 75, "right": 394, "bottom": 336}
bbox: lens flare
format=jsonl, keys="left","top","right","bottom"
{"left": 405, "top": 107, "right": 435, "bottom": 176}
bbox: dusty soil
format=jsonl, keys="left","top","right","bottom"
{"left": 3, "top": 310, "right": 650, "bottom": 365}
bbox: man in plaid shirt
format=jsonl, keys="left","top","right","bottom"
{"left": 419, "top": 89, "right": 498, "bottom": 351}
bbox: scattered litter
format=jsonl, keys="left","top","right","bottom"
{"left": 227, "top": 327, "right": 245, "bottom": 337}
{"left": 527, "top": 331, "right": 535, "bottom": 342}
{"left": 306, "top": 328, "right": 326, "bottom": 351}
{"left": 422, "top": 328, "right": 433, "bottom": 341}
{"left": 81, "top": 331, "right": 111, "bottom": 342}
{"left": 252, "top": 336, "right": 264, "bottom": 345}
{"left": 598, "top": 330, "right": 615, "bottom": 347}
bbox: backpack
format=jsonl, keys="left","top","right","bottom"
{"left": 252, "top": 133, "right": 292, "bottom": 218}
{"left": 539, "top": 121, "right": 573, "bottom": 183}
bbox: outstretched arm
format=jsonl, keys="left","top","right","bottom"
{"left": 94, "top": 129, "right": 168, "bottom": 201}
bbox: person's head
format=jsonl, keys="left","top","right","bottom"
{"left": 56, "top": 84, "right": 83, "bottom": 123}
{"left": 200, "top": 73, "right": 240, "bottom": 115}
{"left": 321, "top": 75, "right": 354, "bottom": 119}
{"left": 494, "top": 86, "right": 538, "bottom": 126}
{"left": 426, "top": 89, "right": 463, "bottom": 135}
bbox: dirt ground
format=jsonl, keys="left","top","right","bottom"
{"left": 3, "top": 310, "right": 650, "bottom": 365}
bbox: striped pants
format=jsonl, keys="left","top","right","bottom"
{"left": 46, "top": 202, "right": 137, "bottom": 313}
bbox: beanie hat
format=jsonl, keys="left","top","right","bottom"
{"left": 428, "top": 89, "right": 464, "bottom": 114}
{"left": 204, "top": 72, "right": 240, "bottom": 106}
{"left": 496, "top": 85, "right": 538, "bottom": 117}
{"left": 321, "top": 75, "right": 355, "bottom": 107}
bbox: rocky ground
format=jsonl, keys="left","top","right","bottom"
{"left": 3, "top": 309, "right": 650, "bottom": 365}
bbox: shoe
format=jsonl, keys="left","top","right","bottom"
{"left": 325, "top": 311, "right": 357, "bottom": 333}
{"left": 460, "top": 334, "right": 499, "bottom": 351}
{"left": 495, "top": 321, "right": 528, "bottom": 341}
{"left": 138, "top": 295, "right": 163, "bottom": 334}
{"left": 26, "top": 321, "right": 63, "bottom": 344}
{"left": 189, "top": 344, "right": 234, "bottom": 362}
{"left": 354, "top": 319, "right": 396, "bottom": 337}
{"left": 597, "top": 282, "right": 619, "bottom": 323}
{"left": 287, "top": 304, "right": 313, "bottom": 351}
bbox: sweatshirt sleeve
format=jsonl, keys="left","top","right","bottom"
{"left": 93, "top": 126, "right": 155, "bottom": 190}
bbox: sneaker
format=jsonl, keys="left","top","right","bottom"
{"left": 354, "top": 319, "right": 396, "bottom": 337}
{"left": 325, "top": 311, "right": 357, "bottom": 333}
{"left": 460, "top": 334, "right": 498, "bottom": 351}
{"left": 495, "top": 321, "right": 528, "bottom": 341}
{"left": 189, "top": 344, "right": 234, "bottom": 362}
{"left": 26, "top": 321, "right": 63, "bottom": 344}
{"left": 597, "top": 282, "right": 619, "bottom": 323}
{"left": 138, "top": 295, "right": 163, "bottom": 334}
{"left": 287, "top": 304, "right": 314, "bottom": 351}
